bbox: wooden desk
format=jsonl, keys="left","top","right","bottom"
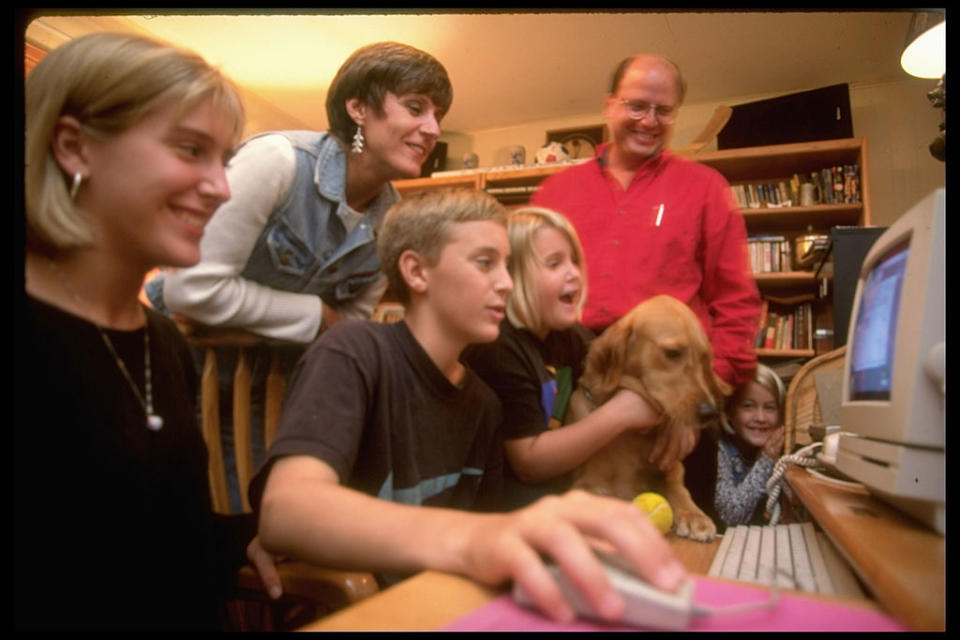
{"left": 302, "top": 535, "right": 721, "bottom": 631}
{"left": 302, "top": 472, "right": 944, "bottom": 632}
{"left": 783, "top": 466, "right": 945, "bottom": 631}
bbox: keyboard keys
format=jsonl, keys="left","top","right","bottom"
{"left": 758, "top": 526, "right": 776, "bottom": 585}
{"left": 800, "top": 521, "right": 836, "bottom": 595}
{"left": 738, "top": 526, "right": 762, "bottom": 582}
{"left": 775, "top": 525, "right": 795, "bottom": 589}
{"left": 708, "top": 523, "right": 861, "bottom": 597}
{"left": 789, "top": 523, "right": 816, "bottom": 592}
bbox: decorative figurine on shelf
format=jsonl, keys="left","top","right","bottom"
{"left": 534, "top": 141, "right": 570, "bottom": 165}
{"left": 462, "top": 151, "right": 479, "bottom": 169}
{"left": 927, "top": 74, "right": 945, "bottom": 162}
{"left": 509, "top": 145, "right": 526, "bottom": 165}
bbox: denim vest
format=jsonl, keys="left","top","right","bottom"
{"left": 239, "top": 131, "right": 398, "bottom": 306}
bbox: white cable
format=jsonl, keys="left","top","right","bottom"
{"left": 765, "top": 442, "right": 822, "bottom": 526}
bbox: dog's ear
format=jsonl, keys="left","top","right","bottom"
{"left": 691, "top": 318, "right": 733, "bottom": 398}
{"left": 585, "top": 319, "right": 631, "bottom": 398}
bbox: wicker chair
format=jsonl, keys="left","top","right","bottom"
{"left": 782, "top": 346, "right": 847, "bottom": 453}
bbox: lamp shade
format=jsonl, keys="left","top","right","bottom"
{"left": 900, "top": 11, "right": 946, "bottom": 79}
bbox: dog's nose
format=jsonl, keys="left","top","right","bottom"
{"left": 697, "top": 402, "right": 720, "bottom": 422}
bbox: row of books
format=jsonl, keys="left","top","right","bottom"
{"left": 730, "top": 164, "right": 861, "bottom": 209}
{"left": 731, "top": 181, "right": 797, "bottom": 209}
{"left": 748, "top": 235, "right": 793, "bottom": 273}
{"left": 809, "top": 164, "right": 861, "bottom": 205}
{"left": 755, "top": 300, "right": 814, "bottom": 351}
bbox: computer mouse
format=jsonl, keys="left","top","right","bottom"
{"left": 512, "top": 550, "right": 695, "bottom": 630}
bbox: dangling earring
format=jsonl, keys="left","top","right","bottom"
{"left": 351, "top": 126, "right": 365, "bottom": 154}
{"left": 69, "top": 172, "right": 84, "bottom": 201}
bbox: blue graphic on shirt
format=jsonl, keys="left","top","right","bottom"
{"left": 542, "top": 365, "right": 574, "bottom": 428}
{"left": 540, "top": 379, "right": 558, "bottom": 428}
{"left": 377, "top": 468, "right": 484, "bottom": 505}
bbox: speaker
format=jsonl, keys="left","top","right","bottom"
{"left": 831, "top": 225, "right": 888, "bottom": 348}
{"left": 717, "top": 84, "right": 854, "bottom": 150}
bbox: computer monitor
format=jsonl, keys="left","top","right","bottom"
{"left": 836, "top": 188, "right": 945, "bottom": 534}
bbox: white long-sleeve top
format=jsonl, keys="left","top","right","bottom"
{"left": 161, "top": 134, "right": 387, "bottom": 343}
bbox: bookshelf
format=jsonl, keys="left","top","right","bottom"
{"left": 691, "top": 138, "right": 871, "bottom": 363}
{"left": 392, "top": 137, "right": 872, "bottom": 365}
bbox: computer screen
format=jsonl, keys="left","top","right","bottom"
{"left": 836, "top": 188, "right": 944, "bottom": 534}
{"left": 848, "top": 241, "right": 909, "bottom": 401}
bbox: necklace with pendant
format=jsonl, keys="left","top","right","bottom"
{"left": 97, "top": 325, "right": 164, "bottom": 431}
{"left": 48, "top": 260, "right": 164, "bottom": 431}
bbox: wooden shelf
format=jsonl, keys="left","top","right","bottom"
{"left": 756, "top": 348, "right": 817, "bottom": 359}
{"left": 754, "top": 271, "right": 828, "bottom": 289}
{"left": 741, "top": 203, "right": 864, "bottom": 231}
{"left": 393, "top": 174, "right": 481, "bottom": 197}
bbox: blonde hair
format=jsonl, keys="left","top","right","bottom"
{"left": 377, "top": 188, "right": 507, "bottom": 306}
{"left": 25, "top": 32, "right": 245, "bottom": 252}
{"left": 724, "top": 363, "right": 786, "bottom": 432}
{"left": 504, "top": 206, "right": 587, "bottom": 334}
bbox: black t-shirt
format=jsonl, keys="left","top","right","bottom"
{"left": 15, "top": 296, "right": 254, "bottom": 630}
{"left": 462, "top": 321, "right": 593, "bottom": 508}
{"left": 250, "top": 320, "right": 504, "bottom": 514}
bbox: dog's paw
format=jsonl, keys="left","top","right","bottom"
{"left": 672, "top": 508, "right": 717, "bottom": 542}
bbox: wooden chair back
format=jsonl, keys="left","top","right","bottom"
{"left": 180, "top": 325, "right": 288, "bottom": 514}
{"left": 783, "top": 346, "right": 847, "bottom": 453}
{"left": 177, "top": 322, "right": 379, "bottom": 629}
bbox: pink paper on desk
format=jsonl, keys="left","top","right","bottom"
{"left": 443, "top": 576, "right": 907, "bottom": 632}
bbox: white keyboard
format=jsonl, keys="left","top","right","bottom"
{"left": 708, "top": 523, "right": 864, "bottom": 598}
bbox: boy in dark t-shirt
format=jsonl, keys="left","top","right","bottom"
{"left": 252, "top": 189, "right": 687, "bottom": 625}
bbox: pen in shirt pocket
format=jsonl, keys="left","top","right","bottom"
{"left": 652, "top": 202, "right": 665, "bottom": 227}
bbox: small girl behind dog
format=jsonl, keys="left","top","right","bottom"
{"left": 686, "top": 363, "right": 786, "bottom": 531}
{"left": 462, "top": 206, "right": 661, "bottom": 509}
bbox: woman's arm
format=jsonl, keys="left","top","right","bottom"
{"left": 163, "top": 134, "right": 325, "bottom": 342}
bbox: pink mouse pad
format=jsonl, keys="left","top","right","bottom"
{"left": 442, "top": 576, "right": 907, "bottom": 632}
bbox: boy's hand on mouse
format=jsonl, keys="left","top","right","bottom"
{"left": 451, "top": 490, "right": 687, "bottom": 624}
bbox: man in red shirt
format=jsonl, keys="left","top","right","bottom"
{"left": 532, "top": 54, "right": 761, "bottom": 389}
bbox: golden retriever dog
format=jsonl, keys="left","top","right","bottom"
{"left": 567, "top": 295, "right": 732, "bottom": 541}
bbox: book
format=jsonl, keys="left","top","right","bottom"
{"left": 755, "top": 298, "right": 770, "bottom": 348}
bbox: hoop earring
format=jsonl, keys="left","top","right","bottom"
{"left": 351, "top": 126, "right": 365, "bottom": 154}
{"left": 69, "top": 172, "right": 84, "bottom": 201}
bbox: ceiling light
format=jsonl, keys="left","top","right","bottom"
{"left": 900, "top": 11, "right": 945, "bottom": 79}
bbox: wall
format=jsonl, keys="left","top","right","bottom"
{"left": 447, "top": 77, "right": 944, "bottom": 228}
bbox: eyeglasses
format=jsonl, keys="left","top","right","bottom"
{"left": 618, "top": 98, "right": 678, "bottom": 123}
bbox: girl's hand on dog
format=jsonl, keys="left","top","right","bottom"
{"left": 604, "top": 389, "right": 660, "bottom": 431}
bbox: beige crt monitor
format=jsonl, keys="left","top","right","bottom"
{"left": 836, "top": 188, "right": 945, "bottom": 535}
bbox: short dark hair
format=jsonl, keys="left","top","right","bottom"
{"left": 608, "top": 54, "right": 687, "bottom": 105}
{"left": 326, "top": 41, "right": 452, "bottom": 146}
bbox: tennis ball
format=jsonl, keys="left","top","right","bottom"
{"left": 633, "top": 492, "right": 674, "bottom": 534}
